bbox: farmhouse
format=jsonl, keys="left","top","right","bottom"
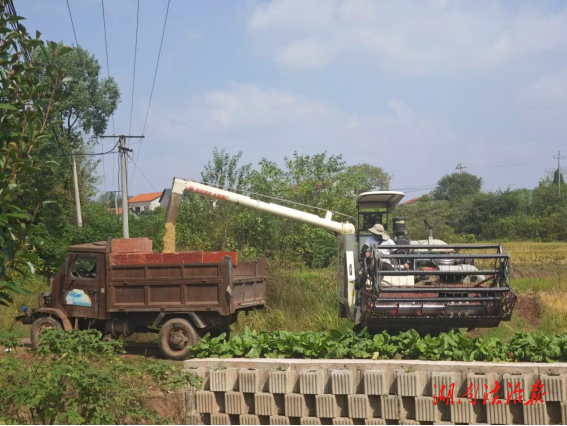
{"left": 128, "top": 192, "right": 163, "bottom": 213}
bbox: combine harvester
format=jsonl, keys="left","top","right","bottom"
{"left": 165, "top": 178, "right": 517, "bottom": 333}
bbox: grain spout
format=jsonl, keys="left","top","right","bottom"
{"left": 163, "top": 222, "right": 176, "bottom": 253}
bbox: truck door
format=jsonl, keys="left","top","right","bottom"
{"left": 61, "top": 253, "right": 103, "bottom": 319}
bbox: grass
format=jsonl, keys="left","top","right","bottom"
{"left": 0, "top": 275, "right": 49, "bottom": 341}
{"left": 232, "top": 259, "right": 351, "bottom": 333}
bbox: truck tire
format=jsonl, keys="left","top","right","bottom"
{"left": 30, "top": 316, "right": 62, "bottom": 350}
{"left": 158, "top": 318, "right": 200, "bottom": 360}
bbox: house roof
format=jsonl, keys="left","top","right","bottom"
{"left": 402, "top": 197, "right": 420, "bottom": 205}
{"left": 128, "top": 192, "right": 163, "bottom": 203}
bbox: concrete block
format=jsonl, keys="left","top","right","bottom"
{"left": 184, "top": 412, "right": 204, "bottom": 425}
{"left": 381, "top": 395, "right": 402, "bottom": 420}
{"left": 363, "top": 370, "right": 394, "bottom": 395}
{"left": 316, "top": 394, "right": 341, "bottom": 419}
{"left": 184, "top": 367, "right": 209, "bottom": 390}
{"left": 210, "top": 368, "right": 239, "bottom": 392}
{"left": 285, "top": 394, "right": 311, "bottom": 418}
{"left": 210, "top": 413, "right": 231, "bottom": 425}
{"left": 195, "top": 391, "right": 221, "bottom": 414}
{"left": 347, "top": 395, "right": 371, "bottom": 419}
{"left": 364, "top": 420, "right": 386, "bottom": 425}
{"left": 185, "top": 390, "right": 197, "bottom": 412}
{"left": 255, "top": 393, "right": 279, "bottom": 416}
{"left": 269, "top": 369, "right": 298, "bottom": 394}
{"left": 502, "top": 373, "right": 535, "bottom": 402}
{"left": 415, "top": 396, "right": 438, "bottom": 422}
{"left": 399, "top": 420, "right": 419, "bottom": 425}
{"left": 465, "top": 372, "right": 499, "bottom": 400}
{"left": 240, "top": 414, "right": 261, "bottom": 425}
{"left": 332, "top": 419, "right": 353, "bottom": 425}
{"left": 300, "top": 370, "right": 327, "bottom": 395}
{"left": 540, "top": 374, "right": 567, "bottom": 402}
{"left": 239, "top": 368, "right": 269, "bottom": 393}
{"left": 331, "top": 370, "right": 358, "bottom": 395}
{"left": 396, "top": 371, "right": 428, "bottom": 397}
{"left": 523, "top": 402, "right": 549, "bottom": 425}
{"left": 270, "top": 416, "right": 291, "bottom": 425}
{"left": 300, "top": 418, "right": 322, "bottom": 425}
{"left": 225, "top": 391, "right": 252, "bottom": 415}
{"left": 432, "top": 422, "right": 455, "bottom": 425}
{"left": 432, "top": 372, "right": 464, "bottom": 397}
{"left": 450, "top": 398, "right": 473, "bottom": 424}
{"left": 486, "top": 401, "right": 512, "bottom": 425}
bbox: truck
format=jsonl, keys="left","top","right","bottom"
{"left": 164, "top": 178, "right": 517, "bottom": 334}
{"left": 16, "top": 237, "right": 267, "bottom": 360}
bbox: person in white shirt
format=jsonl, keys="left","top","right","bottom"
{"left": 363, "top": 223, "right": 408, "bottom": 270}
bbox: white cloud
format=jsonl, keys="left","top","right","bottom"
{"left": 246, "top": 0, "right": 567, "bottom": 74}
{"left": 141, "top": 84, "right": 455, "bottom": 190}
{"left": 518, "top": 67, "right": 567, "bottom": 106}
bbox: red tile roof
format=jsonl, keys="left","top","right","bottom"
{"left": 402, "top": 197, "right": 420, "bottom": 205}
{"left": 128, "top": 192, "right": 163, "bottom": 203}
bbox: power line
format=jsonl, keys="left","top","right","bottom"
{"left": 38, "top": 140, "right": 120, "bottom": 158}
{"left": 101, "top": 0, "right": 115, "bottom": 135}
{"left": 141, "top": 0, "right": 170, "bottom": 136}
{"left": 131, "top": 0, "right": 171, "bottom": 185}
{"left": 65, "top": 0, "right": 79, "bottom": 46}
{"left": 128, "top": 0, "right": 140, "bottom": 136}
{"left": 127, "top": 152, "right": 157, "bottom": 192}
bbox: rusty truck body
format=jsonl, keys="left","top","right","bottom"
{"left": 16, "top": 237, "right": 266, "bottom": 359}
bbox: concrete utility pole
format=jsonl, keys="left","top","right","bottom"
{"left": 554, "top": 151, "right": 565, "bottom": 197}
{"left": 101, "top": 135, "right": 144, "bottom": 238}
{"left": 114, "top": 191, "right": 119, "bottom": 216}
{"left": 455, "top": 163, "right": 466, "bottom": 174}
{"left": 119, "top": 136, "right": 130, "bottom": 238}
{"left": 71, "top": 151, "right": 83, "bottom": 227}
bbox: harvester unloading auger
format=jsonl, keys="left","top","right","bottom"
{"left": 164, "top": 178, "right": 517, "bottom": 333}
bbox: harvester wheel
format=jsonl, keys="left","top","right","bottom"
{"left": 158, "top": 318, "right": 200, "bottom": 360}
{"left": 30, "top": 316, "right": 62, "bottom": 350}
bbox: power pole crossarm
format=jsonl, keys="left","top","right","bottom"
{"left": 455, "top": 163, "right": 466, "bottom": 174}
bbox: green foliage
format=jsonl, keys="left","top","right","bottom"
{"left": 0, "top": 329, "right": 201, "bottom": 424}
{"left": 0, "top": 8, "right": 70, "bottom": 304}
{"left": 191, "top": 327, "right": 567, "bottom": 363}
{"left": 431, "top": 172, "right": 482, "bottom": 201}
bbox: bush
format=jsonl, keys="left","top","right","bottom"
{"left": 0, "top": 329, "right": 201, "bottom": 424}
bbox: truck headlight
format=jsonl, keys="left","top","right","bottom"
{"left": 38, "top": 292, "right": 52, "bottom": 308}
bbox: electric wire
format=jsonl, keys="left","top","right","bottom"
{"left": 38, "top": 140, "right": 120, "bottom": 158}
{"left": 128, "top": 0, "right": 140, "bottom": 136}
{"left": 65, "top": 0, "right": 79, "bottom": 46}
{"left": 127, "top": 152, "right": 157, "bottom": 192}
{"left": 101, "top": 0, "right": 116, "bottom": 136}
{"left": 130, "top": 0, "right": 171, "bottom": 186}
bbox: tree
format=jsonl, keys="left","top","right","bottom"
{"left": 0, "top": 7, "right": 69, "bottom": 303}
{"left": 28, "top": 45, "right": 120, "bottom": 271}
{"left": 430, "top": 172, "right": 482, "bottom": 202}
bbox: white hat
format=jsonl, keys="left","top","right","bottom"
{"left": 368, "top": 223, "right": 390, "bottom": 240}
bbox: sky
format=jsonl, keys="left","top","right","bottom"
{"left": 16, "top": 0, "right": 567, "bottom": 199}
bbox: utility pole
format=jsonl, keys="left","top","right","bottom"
{"left": 455, "top": 163, "right": 466, "bottom": 174}
{"left": 101, "top": 135, "right": 144, "bottom": 238}
{"left": 554, "top": 151, "right": 564, "bottom": 196}
{"left": 71, "top": 151, "right": 83, "bottom": 227}
{"left": 114, "top": 191, "right": 119, "bottom": 215}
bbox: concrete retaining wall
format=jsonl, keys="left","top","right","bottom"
{"left": 182, "top": 359, "right": 567, "bottom": 425}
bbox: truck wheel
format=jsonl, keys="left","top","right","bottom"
{"left": 30, "top": 316, "right": 62, "bottom": 350}
{"left": 158, "top": 318, "right": 200, "bottom": 360}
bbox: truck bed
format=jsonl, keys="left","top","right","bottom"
{"left": 107, "top": 250, "right": 266, "bottom": 315}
